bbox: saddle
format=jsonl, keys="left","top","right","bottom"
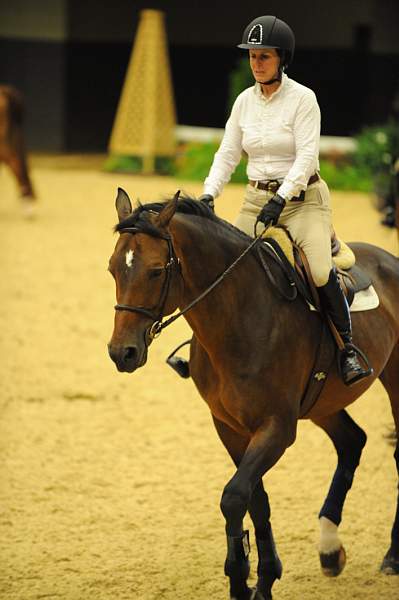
{"left": 256, "top": 227, "right": 373, "bottom": 416}
{"left": 258, "top": 226, "right": 372, "bottom": 308}
{"left": 167, "top": 227, "right": 373, "bottom": 413}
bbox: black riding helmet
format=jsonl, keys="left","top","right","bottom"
{"left": 238, "top": 15, "right": 295, "bottom": 72}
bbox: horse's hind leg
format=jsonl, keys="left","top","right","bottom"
{"left": 312, "top": 410, "right": 367, "bottom": 576}
{"left": 214, "top": 416, "right": 293, "bottom": 599}
{"left": 379, "top": 344, "right": 399, "bottom": 574}
{"left": 6, "top": 148, "right": 35, "bottom": 199}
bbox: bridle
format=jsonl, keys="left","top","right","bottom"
{"left": 114, "top": 222, "right": 272, "bottom": 346}
{"left": 114, "top": 227, "right": 180, "bottom": 343}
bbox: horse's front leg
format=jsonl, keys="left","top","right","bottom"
{"left": 220, "top": 415, "right": 295, "bottom": 600}
{"left": 249, "top": 482, "right": 282, "bottom": 599}
{"left": 212, "top": 417, "right": 283, "bottom": 600}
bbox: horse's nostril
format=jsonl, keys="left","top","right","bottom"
{"left": 124, "top": 346, "right": 136, "bottom": 361}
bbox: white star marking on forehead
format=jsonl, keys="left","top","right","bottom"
{"left": 125, "top": 249, "right": 135, "bottom": 267}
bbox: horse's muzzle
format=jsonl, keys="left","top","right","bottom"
{"left": 107, "top": 342, "right": 147, "bottom": 373}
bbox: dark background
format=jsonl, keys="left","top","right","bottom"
{"left": 1, "top": 0, "right": 398, "bottom": 152}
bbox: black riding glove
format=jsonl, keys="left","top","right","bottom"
{"left": 198, "top": 194, "right": 215, "bottom": 212}
{"left": 256, "top": 194, "right": 286, "bottom": 227}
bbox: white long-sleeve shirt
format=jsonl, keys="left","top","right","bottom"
{"left": 203, "top": 74, "right": 321, "bottom": 201}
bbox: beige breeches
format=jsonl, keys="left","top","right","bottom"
{"left": 234, "top": 179, "right": 333, "bottom": 287}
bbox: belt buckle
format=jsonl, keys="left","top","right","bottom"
{"left": 268, "top": 181, "right": 279, "bottom": 193}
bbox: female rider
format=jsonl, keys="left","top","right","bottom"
{"left": 199, "top": 15, "right": 371, "bottom": 386}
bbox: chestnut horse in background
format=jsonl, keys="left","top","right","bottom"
{"left": 108, "top": 189, "right": 399, "bottom": 600}
{"left": 0, "top": 85, "right": 35, "bottom": 200}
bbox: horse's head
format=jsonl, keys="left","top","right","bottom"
{"left": 108, "top": 188, "right": 181, "bottom": 373}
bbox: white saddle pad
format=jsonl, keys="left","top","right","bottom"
{"left": 309, "top": 285, "right": 379, "bottom": 313}
{"left": 349, "top": 285, "right": 379, "bottom": 312}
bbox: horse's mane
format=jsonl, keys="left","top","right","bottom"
{"left": 115, "top": 195, "right": 253, "bottom": 244}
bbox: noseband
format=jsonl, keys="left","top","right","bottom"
{"left": 114, "top": 227, "right": 180, "bottom": 343}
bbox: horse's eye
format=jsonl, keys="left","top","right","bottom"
{"left": 148, "top": 267, "right": 164, "bottom": 279}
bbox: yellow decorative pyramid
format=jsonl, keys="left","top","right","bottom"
{"left": 108, "top": 9, "right": 176, "bottom": 172}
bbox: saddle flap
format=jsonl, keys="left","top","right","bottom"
{"left": 257, "top": 237, "right": 314, "bottom": 305}
{"left": 337, "top": 264, "right": 372, "bottom": 307}
{"left": 258, "top": 227, "right": 372, "bottom": 308}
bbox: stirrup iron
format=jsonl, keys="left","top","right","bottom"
{"left": 166, "top": 340, "right": 191, "bottom": 378}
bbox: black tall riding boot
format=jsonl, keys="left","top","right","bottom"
{"left": 318, "top": 269, "right": 373, "bottom": 386}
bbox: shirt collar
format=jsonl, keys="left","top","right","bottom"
{"left": 254, "top": 73, "right": 288, "bottom": 101}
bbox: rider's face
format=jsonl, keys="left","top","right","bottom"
{"left": 249, "top": 48, "right": 280, "bottom": 82}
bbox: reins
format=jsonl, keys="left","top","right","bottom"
{"left": 155, "top": 225, "right": 269, "bottom": 335}
{"left": 115, "top": 223, "right": 268, "bottom": 343}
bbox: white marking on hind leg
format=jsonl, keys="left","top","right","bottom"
{"left": 318, "top": 516, "right": 342, "bottom": 554}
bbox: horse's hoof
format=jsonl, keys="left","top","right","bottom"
{"left": 319, "top": 545, "right": 346, "bottom": 577}
{"left": 231, "top": 588, "right": 267, "bottom": 600}
{"left": 380, "top": 552, "right": 399, "bottom": 574}
{"left": 252, "top": 587, "right": 271, "bottom": 599}
{"left": 253, "top": 583, "right": 272, "bottom": 599}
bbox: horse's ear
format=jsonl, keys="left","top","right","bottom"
{"left": 115, "top": 187, "right": 132, "bottom": 222}
{"left": 157, "top": 190, "right": 180, "bottom": 228}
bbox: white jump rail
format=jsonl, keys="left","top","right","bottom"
{"left": 175, "top": 125, "right": 356, "bottom": 154}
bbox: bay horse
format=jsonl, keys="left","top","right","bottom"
{"left": 0, "top": 85, "right": 36, "bottom": 205}
{"left": 108, "top": 188, "right": 399, "bottom": 600}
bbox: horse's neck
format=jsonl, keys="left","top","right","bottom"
{"left": 172, "top": 215, "right": 238, "bottom": 285}
{"left": 170, "top": 215, "right": 274, "bottom": 347}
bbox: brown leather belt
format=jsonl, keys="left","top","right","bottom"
{"left": 249, "top": 173, "right": 319, "bottom": 198}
